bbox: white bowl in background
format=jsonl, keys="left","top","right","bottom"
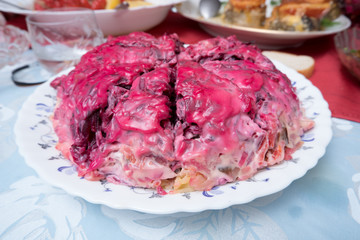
{"left": 0, "top": 0, "right": 184, "bottom": 36}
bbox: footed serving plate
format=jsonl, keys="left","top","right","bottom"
{"left": 15, "top": 60, "right": 332, "bottom": 214}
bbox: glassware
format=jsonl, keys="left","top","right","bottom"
{"left": 0, "top": 25, "right": 30, "bottom": 69}
{"left": 26, "top": 8, "right": 104, "bottom": 74}
{"left": 334, "top": 26, "right": 360, "bottom": 82}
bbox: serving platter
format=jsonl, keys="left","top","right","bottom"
{"left": 176, "top": 0, "right": 351, "bottom": 49}
{"left": 14, "top": 58, "right": 332, "bottom": 214}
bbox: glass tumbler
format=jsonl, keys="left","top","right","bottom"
{"left": 26, "top": 8, "right": 104, "bottom": 74}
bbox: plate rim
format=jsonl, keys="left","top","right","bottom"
{"left": 179, "top": 12, "right": 351, "bottom": 37}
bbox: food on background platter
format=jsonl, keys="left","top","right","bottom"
{"left": 34, "top": 0, "right": 107, "bottom": 10}
{"left": 33, "top": 0, "right": 151, "bottom": 10}
{"left": 50, "top": 32, "right": 314, "bottom": 194}
{"left": 262, "top": 51, "right": 315, "bottom": 78}
{"left": 223, "top": 0, "right": 266, "bottom": 28}
{"left": 222, "top": 0, "right": 341, "bottom": 31}
{"left": 264, "top": 0, "right": 341, "bottom": 31}
{"left": 106, "top": 0, "right": 152, "bottom": 9}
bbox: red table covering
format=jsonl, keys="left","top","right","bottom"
{"left": 5, "top": 11, "right": 360, "bottom": 122}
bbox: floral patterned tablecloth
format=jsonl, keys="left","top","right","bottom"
{"left": 1, "top": 52, "right": 360, "bottom": 240}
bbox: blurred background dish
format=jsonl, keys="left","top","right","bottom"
{"left": 334, "top": 26, "right": 360, "bottom": 82}
{"left": 177, "top": 0, "right": 351, "bottom": 49}
{"left": 0, "top": 24, "right": 29, "bottom": 69}
{"left": 0, "top": 0, "right": 185, "bottom": 36}
{"left": 0, "top": 12, "right": 6, "bottom": 25}
{"left": 26, "top": 8, "right": 104, "bottom": 74}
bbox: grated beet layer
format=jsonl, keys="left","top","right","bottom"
{"left": 50, "top": 32, "right": 314, "bottom": 193}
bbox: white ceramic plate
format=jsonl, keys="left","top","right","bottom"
{"left": 176, "top": 0, "right": 351, "bottom": 49}
{"left": 15, "top": 59, "right": 332, "bottom": 214}
{"left": 0, "top": 0, "right": 184, "bottom": 36}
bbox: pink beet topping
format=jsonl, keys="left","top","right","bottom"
{"left": 51, "top": 33, "right": 313, "bottom": 192}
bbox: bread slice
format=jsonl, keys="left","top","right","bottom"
{"left": 262, "top": 51, "right": 315, "bottom": 78}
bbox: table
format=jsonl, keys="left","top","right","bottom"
{"left": 1, "top": 12, "right": 360, "bottom": 240}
